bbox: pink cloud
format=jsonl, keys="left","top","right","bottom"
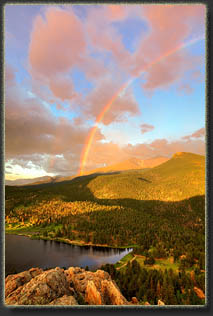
{"left": 107, "top": 5, "right": 128, "bottom": 21}
{"left": 131, "top": 4, "right": 205, "bottom": 90}
{"left": 5, "top": 76, "right": 105, "bottom": 164}
{"left": 85, "top": 7, "right": 131, "bottom": 70}
{"left": 141, "top": 123, "right": 154, "bottom": 134}
{"left": 84, "top": 78, "right": 140, "bottom": 125}
{"left": 190, "top": 70, "right": 205, "bottom": 84}
{"left": 182, "top": 128, "right": 205, "bottom": 141}
{"left": 29, "top": 7, "right": 87, "bottom": 102}
{"left": 29, "top": 7, "right": 86, "bottom": 77}
{"left": 124, "top": 137, "right": 205, "bottom": 160}
{"left": 177, "top": 83, "right": 194, "bottom": 95}
{"left": 49, "top": 76, "right": 76, "bottom": 101}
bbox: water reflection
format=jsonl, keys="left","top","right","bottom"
{"left": 5, "top": 234, "right": 132, "bottom": 275}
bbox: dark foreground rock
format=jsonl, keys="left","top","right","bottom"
{"left": 5, "top": 267, "right": 131, "bottom": 306}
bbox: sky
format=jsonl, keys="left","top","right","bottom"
{"left": 5, "top": 4, "right": 206, "bottom": 180}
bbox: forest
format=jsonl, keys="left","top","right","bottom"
{"left": 101, "top": 259, "right": 205, "bottom": 305}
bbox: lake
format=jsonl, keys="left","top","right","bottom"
{"left": 5, "top": 234, "right": 132, "bottom": 275}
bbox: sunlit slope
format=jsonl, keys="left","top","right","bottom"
{"left": 82, "top": 156, "right": 169, "bottom": 175}
{"left": 86, "top": 152, "right": 205, "bottom": 201}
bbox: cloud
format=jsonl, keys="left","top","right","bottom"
{"left": 140, "top": 123, "right": 154, "bottom": 134}
{"left": 123, "top": 138, "right": 205, "bottom": 160}
{"left": 29, "top": 7, "right": 87, "bottom": 102}
{"left": 83, "top": 141, "right": 129, "bottom": 170}
{"left": 5, "top": 72, "right": 205, "bottom": 175}
{"left": 85, "top": 6, "right": 131, "bottom": 70}
{"left": 107, "top": 5, "right": 128, "bottom": 21}
{"left": 177, "top": 83, "right": 194, "bottom": 95}
{"left": 29, "top": 7, "right": 86, "bottom": 77}
{"left": 83, "top": 78, "right": 140, "bottom": 125}
{"left": 130, "top": 4, "right": 205, "bottom": 91}
{"left": 182, "top": 127, "right": 205, "bottom": 141}
{"left": 49, "top": 76, "right": 76, "bottom": 101}
{"left": 84, "top": 129, "right": 205, "bottom": 172}
{"left": 5, "top": 74, "right": 105, "bottom": 175}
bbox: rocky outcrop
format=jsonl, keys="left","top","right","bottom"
{"left": 131, "top": 297, "right": 139, "bottom": 304}
{"left": 65, "top": 267, "right": 129, "bottom": 305}
{"left": 158, "top": 299, "right": 165, "bottom": 305}
{"left": 5, "top": 267, "right": 72, "bottom": 305}
{"left": 5, "top": 267, "right": 129, "bottom": 306}
{"left": 193, "top": 287, "right": 205, "bottom": 299}
{"left": 48, "top": 295, "right": 78, "bottom": 305}
{"left": 5, "top": 268, "right": 43, "bottom": 298}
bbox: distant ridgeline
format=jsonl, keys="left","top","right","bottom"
{"left": 5, "top": 152, "right": 205, "bottom": 305}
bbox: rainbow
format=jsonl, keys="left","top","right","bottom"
{"left": 78, "top": 36, "right": 204, "bottom": 175}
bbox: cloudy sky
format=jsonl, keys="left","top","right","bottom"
{"left": 5, "top": 4, "right": 206, "bottom": 180}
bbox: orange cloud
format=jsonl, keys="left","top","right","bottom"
{"left": 84, "top": 129, "right": 205, "bottom": 172}
{"left": 84, "top": 141, "right": 129, "bottom": 170}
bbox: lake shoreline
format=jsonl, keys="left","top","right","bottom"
{"left": 5, "top": 234, "right": 133, "bottom": 277}
{"left": 5, "top": 230, "right": 134, "bottom": 250}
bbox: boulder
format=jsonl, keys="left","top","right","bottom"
{"left": 5, "top": 267, "right": 43, "bottom": 298}
{"left": 193, "top": 287, "right": 205, "bottom": 299}
{"left": 5, "top": 267, "right": 71, "bottom": 305}
{"left": 131, "top": 297, "right": 139, "bottom": 304}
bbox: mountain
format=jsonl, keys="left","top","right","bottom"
{"left": 5, "top": 176, "right": 54, "bottom": 186}
{"left": 28, "top": 175, "right": 75, "bottom": 186}
{"left": 5, "top": 156, "right": 169, "bottom": 186}
{"left": 85, "top": 152, "right": 205, "bottom": 201}
{"left": 5, "top": 152, "right": 205, "bottom": 201}
{"left": 81, "top": 156, "right": 169, "bottom": 175}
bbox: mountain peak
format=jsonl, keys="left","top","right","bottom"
{"left": 172, "top": 152, "right": 186, "bottom": 158}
